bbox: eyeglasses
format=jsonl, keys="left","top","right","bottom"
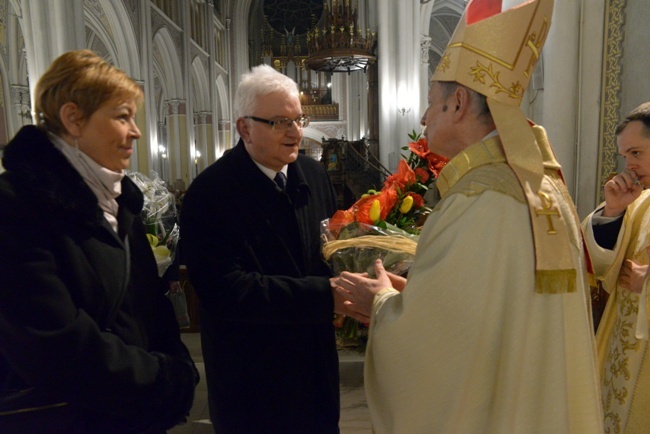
{"left": 244, "top": 115, "right": 310, "bottom": 130}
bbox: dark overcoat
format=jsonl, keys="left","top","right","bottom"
{"left": 181, "top": 140, "right": 339, "bottom": 433}
{"left": 0, "top": 126, "right": 198, "bottom": 433}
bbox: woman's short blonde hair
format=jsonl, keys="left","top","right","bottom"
{"left": 34, "top": 49, "right": 143, "bottom": 135}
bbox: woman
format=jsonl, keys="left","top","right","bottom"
{"left": 0, "top": 50, "right": 198, "bottom": 433}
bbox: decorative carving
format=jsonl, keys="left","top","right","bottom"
{"left": 86, "top": 0, "right": 114, "bottom": 39}
{"left": 597, "top": 0, "right": 626, "bottom": 204}
{"left": 194, "top": 112, "right": 211, "bottom": 124}
{"left": 168, "top": 99, "right": 186, "bottom": 115}
{"left": 421, "top": 35, "right": 433, "bottom": 65}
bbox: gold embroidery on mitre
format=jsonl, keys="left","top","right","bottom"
{"left": 468, "top": 61, "right": 523, "bottom": 100}
{"left": 523, "top": 17, "right": 549, "bottom": 78}
{"left": 437, "top": 54, "right": 451, "bottom": 72}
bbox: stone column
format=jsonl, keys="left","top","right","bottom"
{"left": 219, "top": 119, "right": 231, "bottom": 157}
{"left": 419, "top": 35, "right": 433, "bottom": 117}
{"left": 377, "top": 0, "right": 420, "bottom": 171}
{"left": 20, "top": 0, "right": 85, "bottom": 104}
{"left": 167, "top": 99, "right": 189, "bottom": 190}
{"left": 194, "top": 111, "right": 212, "bottom": 172}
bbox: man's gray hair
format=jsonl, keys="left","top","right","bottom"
{"left": 234, "top": 64, "right": 300, "bottom": 120}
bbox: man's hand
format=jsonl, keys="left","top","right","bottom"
{"left": 334, "top": 260, "right": 396, "bottom": 322}
{"left": 619, "top": 259, "right": 649, "bottom": 294}
{"left": 331, "top": 278, "right": 370, "bottom": 324}
{"left": 603, "top": 170, "right": 643, "bottom": 217}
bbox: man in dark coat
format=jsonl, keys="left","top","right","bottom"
{"left": 182, "top": 64, "right": 353, "bottom": 433}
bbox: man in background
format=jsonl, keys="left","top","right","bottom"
{"left": 583, "top": 101, "right": 650, "bottom": 433}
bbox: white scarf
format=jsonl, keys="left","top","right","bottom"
{"left": 50, "top": 133, "right": 124, "bottom": 233}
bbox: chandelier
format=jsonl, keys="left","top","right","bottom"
{"left": 305, "top": 0, "right": 377, "bottom": 73}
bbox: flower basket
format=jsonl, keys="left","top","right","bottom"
{"left": 322, "top": 132, "right": 448, "bottom": 347}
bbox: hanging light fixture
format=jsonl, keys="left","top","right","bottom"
{"left": 305, "top": 0, "right": 377, "bottom": 74}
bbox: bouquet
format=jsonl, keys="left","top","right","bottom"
{"left": 127, "top": 171, "right": 180, "bottom": 277}
{"left": 322, "top": 132, "right": 448, "bottom": 342}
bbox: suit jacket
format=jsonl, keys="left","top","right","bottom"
{"left": 181, "top": 140, "right": 339, "bottom": 433}
{"left": 0, "top": 126, "right": 198, "bottom": 433}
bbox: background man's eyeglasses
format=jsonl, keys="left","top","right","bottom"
{"left": 244, "top": 115, "right": 310, "bottom": 130}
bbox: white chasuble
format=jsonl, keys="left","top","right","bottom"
{"left": 364, "top": 138, "right": 603, "bottom": 433}
{"left": 584, "top": 190, "right": 650, "bottom": 434}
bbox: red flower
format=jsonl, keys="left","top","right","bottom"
{"left": 408, "top": 138, "right": 430, "bottom": 159}
{"left": 414, "top": 167, "right": 430, "bottom": 184}
{"left": 426, "top": 153, "right": 449, "bottom": 178}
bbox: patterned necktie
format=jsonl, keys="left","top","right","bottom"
{"left": 274, "top": 172, "right": 287, "bottom": 190}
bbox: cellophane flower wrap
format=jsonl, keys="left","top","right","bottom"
{"left": 127, "top": 171, "right": 179, "bottom": 277}
{"left": 322, "top": 132, "right": 448, "bottom": 341}
{"left": 321, "top": 132, "right": 448, "bottom": 347}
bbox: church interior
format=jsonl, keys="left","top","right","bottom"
{"left": 1, "top": 0, "right": 648, "bottom": 432}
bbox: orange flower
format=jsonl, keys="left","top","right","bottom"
{"left": 408, "top": 137, "right": 430, "bottom": 159}
{"left": 384, "top": 159, "right": 416, "bottom": 190}
{"left": 353, "top": 189, "right": 398, "bottom": 225}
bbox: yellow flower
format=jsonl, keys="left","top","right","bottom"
{"left": 147, "top": 233, "right": 159, "bottom": 247}
{"left": 399, "top": 195, "right": 414, "bottom": 213}
{"left": 369, "top": 199, "right": 381, "bottom": 223}
{"left": 152, "top": 245, "right": 171, "bottom": 262}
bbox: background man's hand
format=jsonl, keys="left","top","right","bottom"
{"left": 619, "top": 259, "right": 649, "bottom": 294}
{"left": 603, "top": 170, "right": 643, "bottom": 217}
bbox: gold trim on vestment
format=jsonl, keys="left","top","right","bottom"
{"left": 438, "top": 130, "right": 578, "bottom": 294}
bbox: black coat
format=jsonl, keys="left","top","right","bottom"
{"left": 181, "top": 140, "right": 339, "bottom": 433}
{"left": 0, "top": 126, "right": 198, "bottom": 433}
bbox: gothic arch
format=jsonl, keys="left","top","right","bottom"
{"left": 191, "top": 56, "right": 209, "bottom": 111}
{"left": 81, "top": 0, "right": 140, "bottom": 76}
{"left": 215, "top": 74, "right": 229, "bottom": 120}
{"left": 92, "top": 0, "right": 141, "bottom": 77}
{"left": 153, "top": 28, "right": 184, "bottom": 98}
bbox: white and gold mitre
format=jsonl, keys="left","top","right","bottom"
{"left": 432, "top": 0, "right": 553, "bottom": 107}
